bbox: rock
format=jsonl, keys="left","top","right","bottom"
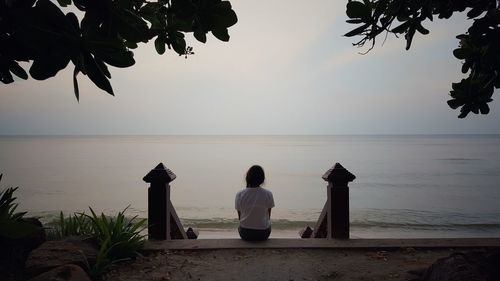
{"left": 421, "top": 250, "right": 500, "bottom": 281}
{"left": 28, "top": 264, "right": 92, "bottom": 281}
{"left": 25, "top": 236, "right": 99, "bottom": 277}
{"left": 0, "top": 217, "right": 46, "bottom": 270}
{"left": 299, "top": 226, "right": 313, "bottom": 238}
{"left": 22, "top": 218, "right": 47, "bottom": 248}
{"left": 186, "top": 227, "right": 198, "bottom": 239}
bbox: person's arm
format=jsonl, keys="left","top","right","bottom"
{"left": 268, "top": 192, "right": 274, "bottom": 219}
{"left": 235, "top": 192, "right": 241, "bottom": 220}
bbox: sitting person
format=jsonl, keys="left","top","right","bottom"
{"left": 235, "top": 165, "right": 275, "bottom": 241}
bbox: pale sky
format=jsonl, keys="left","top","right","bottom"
{"left": 1, "top": 0, "right": 499, "bottom": 135}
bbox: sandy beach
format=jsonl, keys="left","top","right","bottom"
{"left": 103, "top": 247, "right": 464, "bottom": 281}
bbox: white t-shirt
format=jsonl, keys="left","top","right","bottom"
{"left": 235, "top": 187, "right": 275, "bottom": 230}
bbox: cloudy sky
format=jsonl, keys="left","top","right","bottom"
{"left": 1, "top": 0, "right": 499, "bottom": 135}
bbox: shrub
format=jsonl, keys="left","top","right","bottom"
{"left": 46, "top": 211, "right": 93, "bottom": 240}
{"left": 1, "top": 174, "right": 147, "bottom": 280}
{"left": 86, "top": 207, "right": 147, "bottom": 261}
{"left": 0, "top": 175, "right": 37, "bottom": 239}
{"left": 49, "top": 206, "right": 147, "bottom": 280}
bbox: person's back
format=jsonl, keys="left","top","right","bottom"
{"left": 235, "top": 165, "right": 274, "bottom": 241}
{"left": 236, "top": 187, "right": 273, "bottom": 230}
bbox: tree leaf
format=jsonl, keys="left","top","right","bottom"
{"left": 35, "top": 0, "right": 71, "bottom": 31}
{"left": 83, "top": 53, "right": 114, "bottom": 96}
{"left": 479, "top": 103, "right": 490, "bottom": 114}
{"left": 154, "top": 36, "right": 166, "bottom": 55}
{"left": 453, "top": 48, "right": 472, "bottom": 60}
{"left": 0, "top": 68, "right": 14, "bottom": 84}
{"left": 211, "top": 28, "right": 229, "bottom": 42}
{"left": 405, "top": 27, "right": 416, "bottom": 50}
{"left": 65, "top": 12, "right": 80, "bottom": 34}
{"left": 169, "top": 32, "right": 186, "bottom": 55}
{"left": 495, "top": 77, "right": 500, "bottom": 88}
{"left": 140, "top": 2, "right": 161, "bottom": 15}
{"left": 72, "top": 0, "right": 87, "bottom": 10}
{"left": 461, "top": 61, "right": 472, "bottom": 73}
{"left": 86, "top": 38, "right": 126, "bottom": 52}
{"left": 95, "top": 59, "right": 111, "bottom": 79}
{"left": 373, "top": 0, "right": 389, "bottom": 18}
{"left": 30, "top": 53, "right": 71, "bottom": 80}
{"left": 194, "top": 27, "right": 207, "bottom": 43}
{"left": 346, "top": 19, "right": 364, "bottom": 24}
{"left": 210, "top": 1, "right": 238, "bottom": 28}
{"left": 458, "top": 107, "right": 470, "bottom": 118}
{"left": 346, "top": 1, "right": 371, "bottom": 20}
{"left": 56, "top": 0, "right": 72, "bottom": 7}
{"left": 467, "top": 7, "right": 484, "bottom": 19}
{"left": 124, "top": 41, "right": 138, "bottom": 49}
{"left": 9, "top": 62, "right": 28, "bottom": 80}
{"left": 391, "top": 21, "right": 411, "bottom": 34}
{"left": 447, "top": 99, "right": 465, "bottom": 109}
{"left": 73, "top": 66, "right": 80, "bottom": 101}
{"left": 344, "top": 23, "right": 369, "bottom": 37}
{"left": 94, "top": 50, "right": 135, "bottom": 68}
{"left": 173, "top": 18, "right": 193, "bottom": 32}
{"left": 113, "top": 5, "right": 151, "bottom": 43}
{"left": 7, "top": 0, "right": 36, "bottom": 8}
{"left": 415, "top": 22, "right": 429, "bottom": 35}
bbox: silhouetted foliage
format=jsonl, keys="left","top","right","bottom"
{"left": 0, "top": 0, "right": 237, "bottom": 100}
{"left": 345, "top": 0, "right": 500, "bottom": 118}
{"left": 0, "top": 175, "right": 37, "bottom": 239}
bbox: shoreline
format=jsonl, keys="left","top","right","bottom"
{"left": 34, "top": 211, "right": 500, "bottom": 240}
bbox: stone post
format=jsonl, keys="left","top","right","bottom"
{"left": 322, "top": 163, "right": 356, "bottom": 239}
{"left": 143, "top": 163, "right": 176, "bottom": 240}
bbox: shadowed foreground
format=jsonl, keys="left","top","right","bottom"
{"left": 103, "top": 247, "right": 474, "bottom": 281}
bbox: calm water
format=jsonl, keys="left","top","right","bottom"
{"left": 1, "top": 135, "right": 500, "bottom": 238}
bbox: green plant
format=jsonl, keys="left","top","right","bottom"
{"left": 46, "top": 206, "right": 147, "bottom": 280}
{"left": 0, "top": 175, "right": 36, "bottom": 239}
{"left": 77, "top": 206, "right": 146, "bottom": 279}
{"left": 86, "top": 206, "right": 147, "bottom": 261}
{"left": 46, "top": 211, "right": 93, "bottom": 240}
{"left": 1, "top": 175, "right": 146, "bottom": 280}
{"left": 87, "top": 238, "right": 126, "bottom": 280}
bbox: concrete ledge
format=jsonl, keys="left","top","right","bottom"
{"left": 144, "top": 238, "right": 500, "bottom": 251}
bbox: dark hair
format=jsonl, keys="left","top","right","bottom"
{"left": 246, "top": 165, "right": 265, "bottom": 188}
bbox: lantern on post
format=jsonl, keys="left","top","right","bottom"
{"left": 143, "top": 163, "right": 196, "bottom": 240}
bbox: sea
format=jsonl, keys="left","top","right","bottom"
{"left": 1, "top": 135, "right": 500, "bottom": 239}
